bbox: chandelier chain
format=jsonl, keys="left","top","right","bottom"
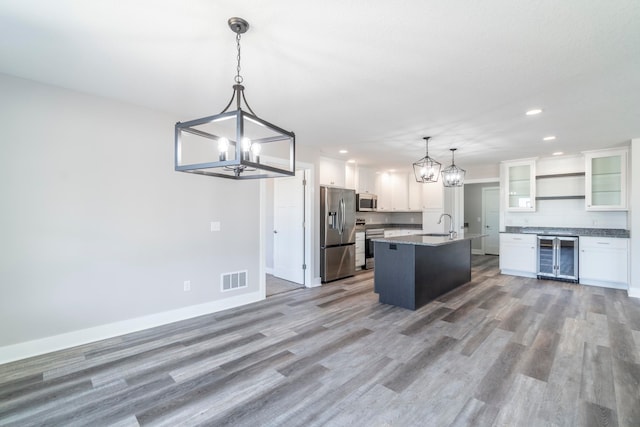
{"left": 235, "top": 33, "right": 243, "bottom": 84}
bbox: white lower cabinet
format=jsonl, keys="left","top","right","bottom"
{"left": 499, "top": 233, "right": 537, "bottom": 278}
{"left": 579, "top": 237, "right": 629, "bottom": 289}
{"left": 355, "top": 231, "right": 365, "bottom": 270}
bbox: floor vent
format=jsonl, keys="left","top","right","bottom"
{"left": 221, "top": 270, "right": 248, "bottom": 292}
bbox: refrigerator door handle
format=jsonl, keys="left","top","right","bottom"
{"left": 341, "top": 199, "right": 346, "bottom": 235}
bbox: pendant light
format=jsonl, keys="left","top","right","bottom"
{"left": 174, "top": 17, "right": 295, "bottom": 179}
{"left": 441, "top": 148, "right": 466, "bottom": 187}
{"left": 412, "top": 137, "right": 441, "bottom": 183}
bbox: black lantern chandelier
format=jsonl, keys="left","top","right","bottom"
{"left": 412, "top": 137, "right": 441, "bottom": 183}
{"left": 174, "top": 17, "right": 295, "bottom": 179}
{"left": 442, "top": 148, "right": 466, "bottom": 187}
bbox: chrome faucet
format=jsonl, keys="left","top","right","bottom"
{"left": 437, "top": 213, "right": 456, "bottom": 239}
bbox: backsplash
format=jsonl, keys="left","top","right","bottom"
{"left": 357, "top": 211, "right": 422, "bottom": 225}
{"left": 503, "top": 198, "right": 628, "bottom": 229}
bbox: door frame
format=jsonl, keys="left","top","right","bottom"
{"left": 481, "top": 186, "right": 500, "bottom": 255}
{"left": 259, "top": 161, "right": 314, "bottom": 298}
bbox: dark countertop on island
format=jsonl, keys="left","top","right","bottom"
{"left": 503, "top": 226, "right": 629, "bottom": 238}
{"left": 372, "top": 232, "right": 487, "bottom": 247}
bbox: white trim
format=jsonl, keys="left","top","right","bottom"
{"left": 579, "top": 280, "right": 628, "bottom": 291}
{"left": 303, "top": 166, "right": 315, "bottom": 287}
{"left": 265, "top": 267, "right": 274, "bottom": 275}
{"left": 500, "top": 270, "right": 537, "bottom": 279}
{"left": 628, "top": 288, "right": 640, "bottom": 298}
{"left": 0, "top": 290, "right": 262, "bottom": 365}
{"left": 310, "top": 276, "right": 322, "bottom": 287}
{"left": 472, "top": 249, "right": 485, "bottom": 255}
{"left": 259, "top": 180, "right": 267, "bottom": 299}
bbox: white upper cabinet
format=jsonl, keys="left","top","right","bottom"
{"left": 584, "top": 148, "right": 628, "bottom": 211}
{"left": 503, "top": 159, "right": 536, "bottom": 212}
{"left": 357, "top": 167, "right": 376, "bottom": 194}
{"left": 319, "top": 157, "right": 346, "bottom": 187}
{"left": 345, "top": 162, "right": 356, "bottom": 190}
{"left": 375, "top": 172, "right": 409, "bottom": 211}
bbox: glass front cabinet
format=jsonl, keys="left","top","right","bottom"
{"left": 585, "top": 148, "right": 628, "bottom": 211}
{"left": 504, "top": 159, "right": 536, "bottom": 212}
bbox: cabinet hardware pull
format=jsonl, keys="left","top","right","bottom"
{"left": 596, "top": 242, "right": 610, "bottom": 245}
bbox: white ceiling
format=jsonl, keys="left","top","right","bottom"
{"left": 1, "top": 1, "right": 639, "bottom": 174}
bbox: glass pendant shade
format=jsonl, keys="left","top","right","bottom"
{"left": 412, "top": 137, "right": 441, "bottom": 183}
{"left": 442, "top": 148, "right": 466, "bottom": 187}
{"left": 174, "top": 17, "right": 295, "bottom": 179}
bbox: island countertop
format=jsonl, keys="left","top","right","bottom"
{"left": 372, "top": 232, "right": 487, "bottom": 247}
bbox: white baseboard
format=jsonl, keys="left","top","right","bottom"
{"left": 472, "top": 249, "right": 485, "bottom": 255}
{"left": 0, "top": 290, "right": 263, "bottom": 365}
{"left": 265, "top": 267, "right": 274, "bottom": 275}
{"left": 579, "top": 280, "right": 628, "bottom": 291}
{"left": 500, "top": 269, "right": 537, "bottom": 279}
{"left": 308, "top": 276, "right": 322, "bottom": 287}
{"left": 627, "top": 287, "right": 640, "bottom": 298}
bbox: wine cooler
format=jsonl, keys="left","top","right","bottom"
{"left": 537, "top": 235, "right": 579, "bottom": 283}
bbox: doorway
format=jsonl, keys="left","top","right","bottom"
{"left": 273, "top": 169, "right": 306, "bottom": 285}
{"left": 482, "top": 187, "right": 500, "bottom": 255}
{"left": 262, "top": 164, "right": 314, "bottom": 298}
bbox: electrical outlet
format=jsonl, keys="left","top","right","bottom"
{"left": 211, "top": 221, "right": 221, "bottom": 232}
{"left": 183, "top": 280, "right": 191, "bottom": 292}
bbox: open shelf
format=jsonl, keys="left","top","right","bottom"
{"left": 536, "top": 172, "right": 585, "bottom": 179}
{"left": 536, "top": 195, "right": 586, "bottom": 201}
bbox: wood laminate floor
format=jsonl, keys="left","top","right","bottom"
{"left": 2, "top": 255, "right": 640, "bottom": 426}
{"left": 266, "top": 274, "right": 304, "bottom": 297}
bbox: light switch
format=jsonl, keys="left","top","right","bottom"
{"left": 211, "top": 221, "right": 221, "bottom": 232}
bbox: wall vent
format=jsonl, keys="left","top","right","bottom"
{"left": 221, "top": 270, "right": 248, "bottom": 292}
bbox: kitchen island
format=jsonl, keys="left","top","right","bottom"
{"left": 372, "top": 233, "right": 486, "bottom": 310}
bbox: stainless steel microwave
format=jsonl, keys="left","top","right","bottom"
{"left": 356, "top": 193, "right": 377, "bottom": 211}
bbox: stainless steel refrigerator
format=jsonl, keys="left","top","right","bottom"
{"left": 320, "top": 186, "right": 356, "bottom": 283}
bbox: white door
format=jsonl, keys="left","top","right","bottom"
{"left": 482, "top": 187, "right": 500, "bottom": 255}
{"left": 273, "top": 170, "right": 305, "bottom": 284}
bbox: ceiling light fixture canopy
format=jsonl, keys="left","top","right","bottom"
{"left": 174, "top": 17, "right": 295, "bottom": 179}
{"left": 413, "top": 137, "right": 441, "bottom": 183}
{"left": 442, "top": 148, "right": 466, "bottom": 187}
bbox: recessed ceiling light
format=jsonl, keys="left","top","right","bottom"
{"left": 552, "top": 151, "right": 564, "bottom": 156}
{"left": 389, "top": 169, "right": 396, "bottom": 172}
{"left": 339, "top": 149, "right": 348, "bottom": 154}
{"left": 347, "top": 159, "right": 356, "bottom": 163}
{"left": 526, "top": 109, "right": 543, "bottom": 116}
{"left": 543, "top": 136, "right": 556, "bottom": 141}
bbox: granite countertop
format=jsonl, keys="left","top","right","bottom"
{"left": 503, "top": 226, "right": 629, "bottom": 238}
{"left": 363, "top": 223, "right": 422, "bottom": 230}
{"left": 372, "top": 232, "right": 487, "bottom": 247}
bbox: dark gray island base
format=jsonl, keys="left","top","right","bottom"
{"left": 373, "top": 233, "right": 485, "bottom": 310}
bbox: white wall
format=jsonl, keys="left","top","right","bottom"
{"left": 0, "top": 74, "right": 263, "bottom": 361}
{"left": 630, "top": 138, "right": 640, "bottom": 298}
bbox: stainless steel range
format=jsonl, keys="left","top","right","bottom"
{"left": 364, "top": 228, "right": 384, "bottom": 269}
